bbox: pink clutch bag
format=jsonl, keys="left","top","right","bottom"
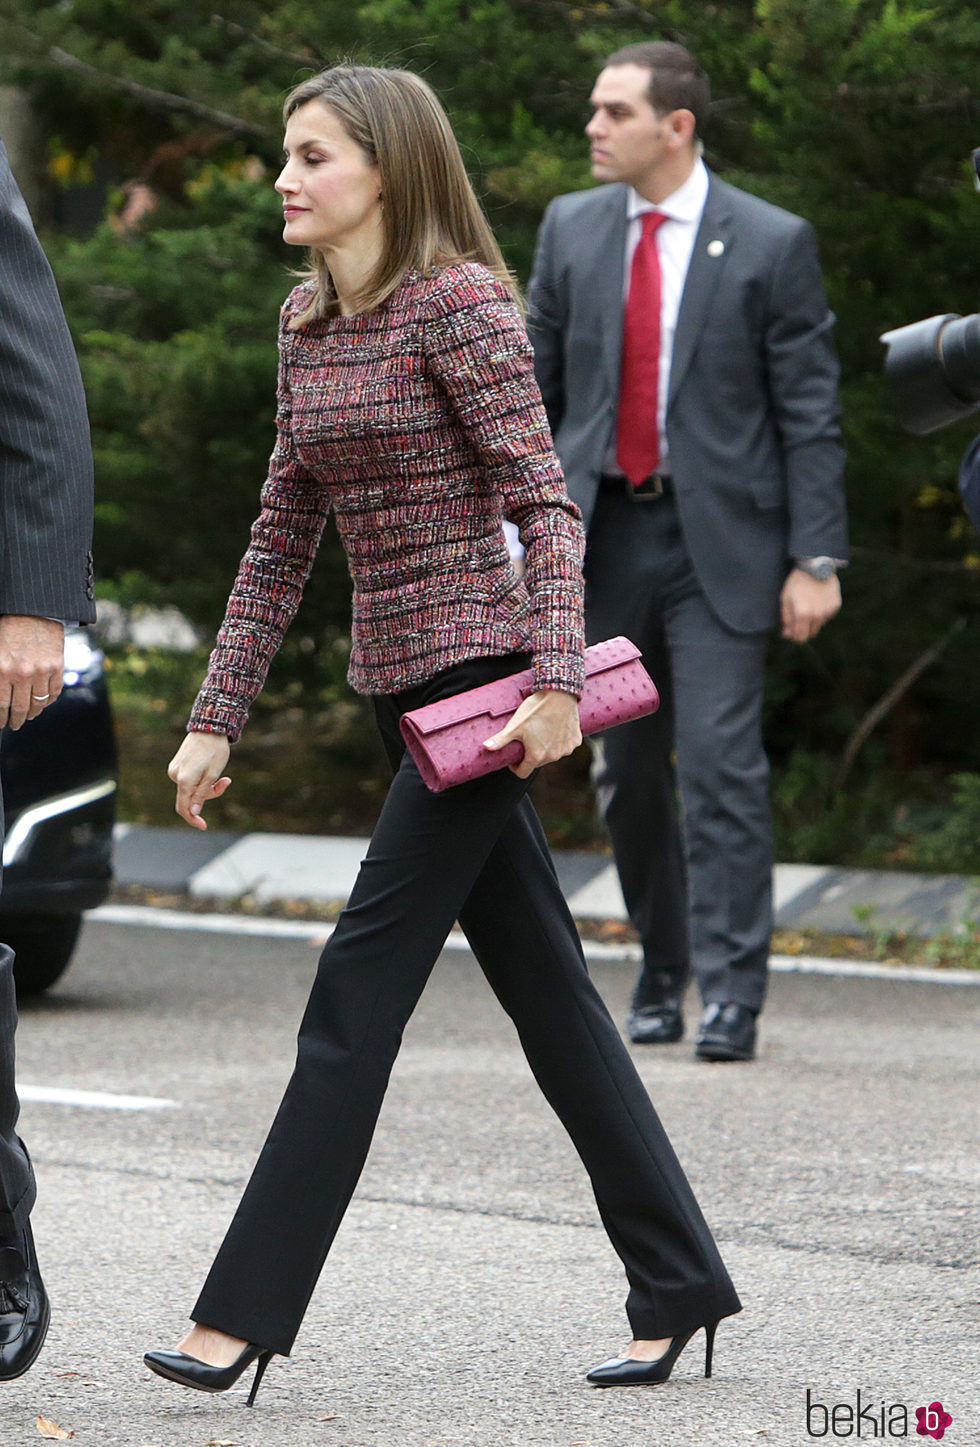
{"left": 400, "top": 636, "right": 659, "bottom": 793}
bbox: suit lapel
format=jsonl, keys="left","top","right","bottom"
{"left": 667, "top": 176, "right": 734, "bottom": 409}
{"left": 590, "top": 186, "right": 629, "bottom": 396}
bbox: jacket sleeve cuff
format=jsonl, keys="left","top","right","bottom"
{"left": 532, "top": 652, "right": 585, "bottom": 700}
{"left": 187, "top": 702, "right": 245, "bottom": 744}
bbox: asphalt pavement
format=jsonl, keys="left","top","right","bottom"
{"left": 0, "top": 908, "right": 976, "bottom": 1447}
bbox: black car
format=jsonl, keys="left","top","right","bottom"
{"left": 0, "top": 628, "right": 117, "bottom": 995}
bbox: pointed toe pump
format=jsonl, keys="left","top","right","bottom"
{"left": 143, "top": 1342, "right": 274, "bottom": 1406}
{"left": 586, "top": 1321, "right": 718, "bottom": 1387}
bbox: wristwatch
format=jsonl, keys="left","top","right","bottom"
{"left": 795, "top": 556, "right": 841, "bottom": 582}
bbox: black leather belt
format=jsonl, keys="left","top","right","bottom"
{"left": 599, "top": 472, "right": 673, "bottom": 501}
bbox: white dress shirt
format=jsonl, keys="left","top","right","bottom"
{"left": 605, "top": 158, "right": 710, "bottom": 475}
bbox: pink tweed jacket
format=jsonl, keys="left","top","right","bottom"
{"left": 189, "top": 262, "right": 586, "bottom": 742}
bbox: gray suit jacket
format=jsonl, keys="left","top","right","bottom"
{"left": 0, "top": 139, "right": 95, "bottom": 622}
{"left": 528, "top": 174, "right": 847, "bottom": 633}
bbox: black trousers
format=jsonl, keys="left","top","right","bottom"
{"left": 191, "top": 654, "right": 742, "bottom": 1357}
{"left": 0, "top": 943, "right": 33, "bottom": 1237}
{"left": 0, "top": 764, "right": 35, "bottom": 1236}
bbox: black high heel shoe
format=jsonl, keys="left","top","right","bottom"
{"left": 586, "top": 1321, "right": 718, "bottom": 1386}
{"left": 143, "top": 1342, "right": 274, "bottom": 1406}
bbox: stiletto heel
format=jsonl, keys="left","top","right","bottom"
{"left": 704, "top": 1321, "right": 716, "bottom": 1378}
{"left": 246, "top": 1349, "right": 272, "bottom": 1407}
{"left": 586, "top": 1320, "right": 721, "bottom": 1387}
{"left": 144, "top": 1341, "right": 274, "bottom": 1403}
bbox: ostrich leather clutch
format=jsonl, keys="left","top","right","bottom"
{"left": 399, "top": 636, "right": 659, "bottom": 793}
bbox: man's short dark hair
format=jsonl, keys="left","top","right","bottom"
{"left": 603, "top": 42, "right": 711, "bottom": 134}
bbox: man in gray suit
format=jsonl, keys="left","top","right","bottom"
{"left": 528, "top": 42, "right": 847, "bottom": 1061}
{"left": 0, "top": 136, "right": 95, "bottom": 1377}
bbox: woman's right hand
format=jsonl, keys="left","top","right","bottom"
{"left": 168, "top": 731, "right": 233, "bottom": 830}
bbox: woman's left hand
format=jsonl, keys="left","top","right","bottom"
{"left": 483, "top": 689, "right": 582, "bottom": 779}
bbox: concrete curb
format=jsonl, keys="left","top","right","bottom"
{"left": 89, "top": 899, "right": 980, "bottom": 985}
{"left": 112, "top": 823, "right": 980, "bottom": 936}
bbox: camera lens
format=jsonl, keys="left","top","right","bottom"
{"left": 881, "top": 313, "right": 980, "bottom": 434}
{"left": 939, "top": 313, "right": 980, "bottom": 402}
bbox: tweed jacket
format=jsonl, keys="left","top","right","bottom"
{"left": 190, "top": 263, "right": 586, "bottom": 741}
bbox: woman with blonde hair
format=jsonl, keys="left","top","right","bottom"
{"left": 143, "top": 63, "right": 740, "bottom": 1405}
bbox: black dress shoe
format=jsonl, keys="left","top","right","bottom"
{"left": 144, "top": 1342, "right": 274, "bottom": 1406}
{"left": 627, "top": 1000, "right": 684, "bottom": 1045}
{"left": 0, "top": 1223, "right": 50, "bottom": 1380}
{"left": 695, "top": 1003, "right": 757, "bottom": 1061}
{"left": 587, "top": 1321, "right": 718, "bottom": 1386}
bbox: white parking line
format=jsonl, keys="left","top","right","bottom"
{"left": 18, "top": 1085, "right": 179, "bottom": 1110}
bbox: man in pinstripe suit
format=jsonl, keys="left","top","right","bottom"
{"left": 0, "top": 136, "right": 95, "bottom": 1379}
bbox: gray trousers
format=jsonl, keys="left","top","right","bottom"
{"left": 584, "top": 486, "right": 772, "bottom": 1014}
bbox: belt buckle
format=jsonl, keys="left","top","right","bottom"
{"left": 630, "top": 473, "right": 665, "bottom": 501}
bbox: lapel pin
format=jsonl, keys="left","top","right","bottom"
{"left": 707, "top": 239, "right": 725, "bottom": 257}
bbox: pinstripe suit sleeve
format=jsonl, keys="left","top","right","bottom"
{"left": 0, "top": 139, "right": 95, "bottom": 622}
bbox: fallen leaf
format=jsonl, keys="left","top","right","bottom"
{"left": 53, "top": 1372, "right": 80, "bottom": 1379}
{"left": 36, "top": 1418, "right": 73, "bottom": 1441}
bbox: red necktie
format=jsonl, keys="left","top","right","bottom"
{"left": 616, "top": 210, "right": 667, "bottom": 487}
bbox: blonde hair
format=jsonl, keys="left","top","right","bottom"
{"left": 283, "top": 65, "right": 522, "bottom": 325}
